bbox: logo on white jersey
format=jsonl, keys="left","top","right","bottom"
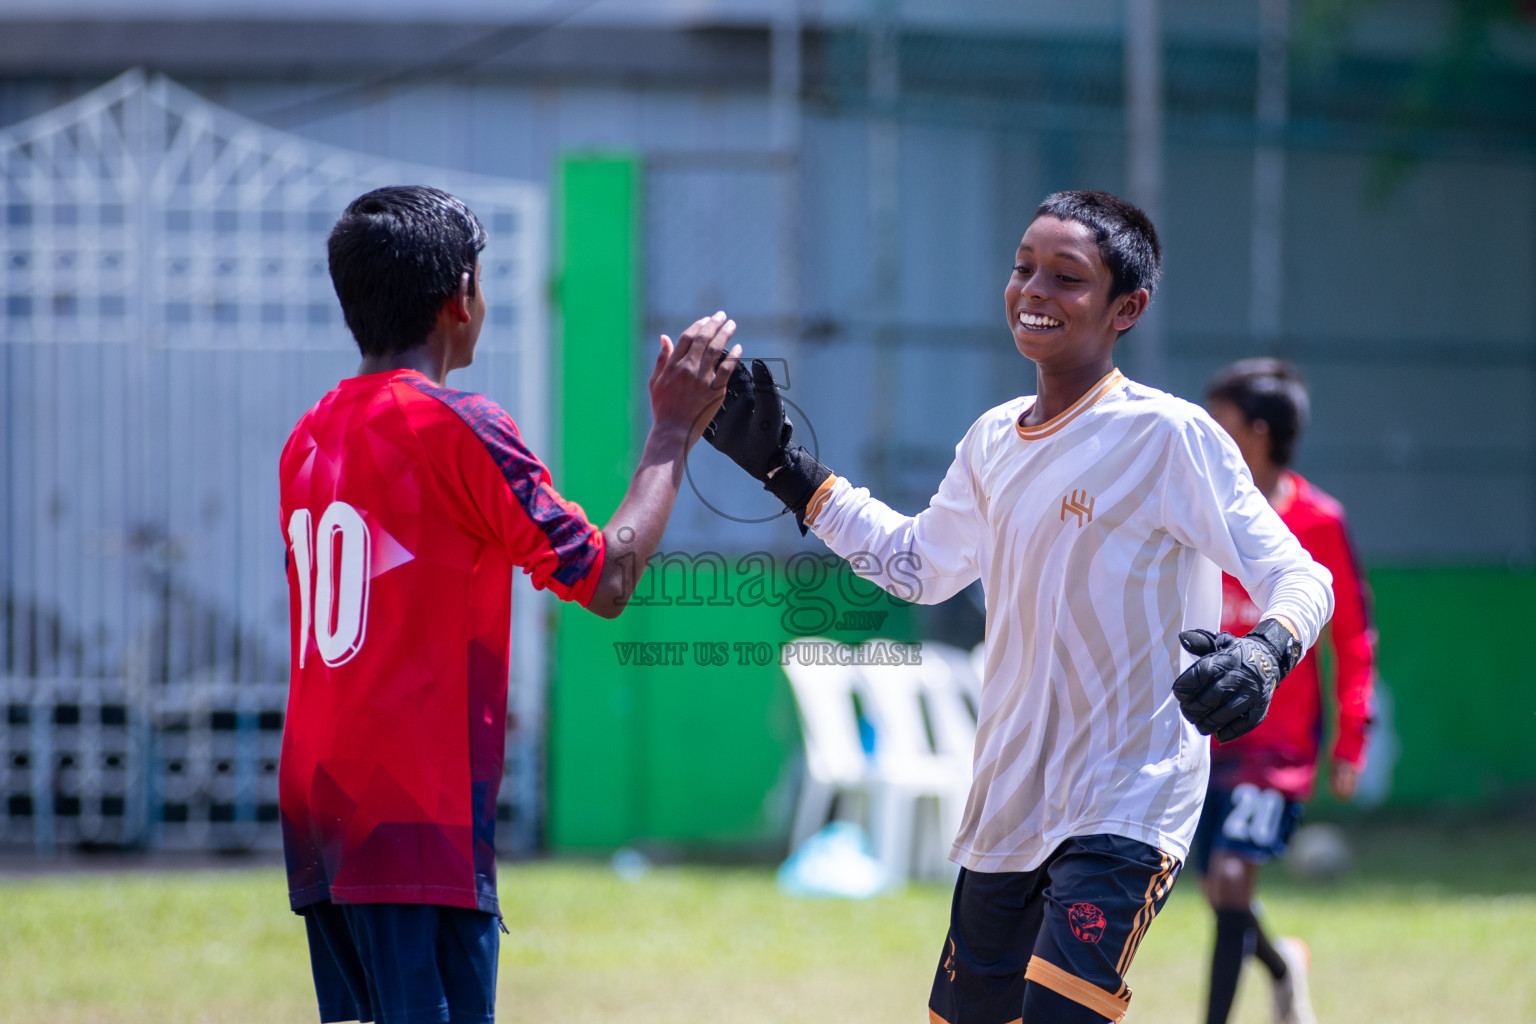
{"left": 1060, "top": 489, "right": 1095, "bottom": 527}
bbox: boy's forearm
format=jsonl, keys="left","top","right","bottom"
{"left": 1332, "top": 713, "right": 1371, "bottom": 766}
{"left": 809, "top": 476, "right": 979, "bottom": 607}
{"left": 1256, "top": 559, "right": 1333, "bottom": 652}
{"left": 810, "top": 477, "right": 915, "bottom": 570}
{"left": 588, "top": 421, "right": 691, "bottom": 617}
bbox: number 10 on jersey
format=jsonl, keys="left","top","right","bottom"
{"left": 288, "top": 501, "right": 372, "bottom": 669}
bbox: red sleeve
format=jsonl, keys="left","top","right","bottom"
{"left": 1305, "top": 511, "right": 1376, "bottom": 766}
{"left": 408, "top": 380, "right": 606, "bottom": 607}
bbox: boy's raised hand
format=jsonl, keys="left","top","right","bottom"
{"left": 651, "top": 311, "right": 741, "bottom": 447}
{"left": 1172, "top": 618, "right": 1301, "bottom": 742}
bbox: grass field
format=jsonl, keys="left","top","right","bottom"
{"left": 1, "top": 819, "right": 1532, "bottom": 1023}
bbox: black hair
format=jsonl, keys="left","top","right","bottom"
{"left": 1206, "top": 357, "right": 1310, "bottom": 467}
{"left": 1031, "top": 190, "right": 1162, "bottom": 300}
{"left": 327, "top": 185, "right": 488, "bottom": 356}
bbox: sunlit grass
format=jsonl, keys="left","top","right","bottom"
{"left": 0, "top": 820, "right": 1532, "bottom": 1023}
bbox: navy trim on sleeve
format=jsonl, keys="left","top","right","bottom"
{"left": 406, "top": 378, "right": 601, "bottom": 588}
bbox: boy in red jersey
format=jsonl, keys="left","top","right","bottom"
{"left": 279, "top": 185, "right": 739, "bottom": 1024}
{"left": 1193, "top": 358, "right": 1376, "bottom": 1024}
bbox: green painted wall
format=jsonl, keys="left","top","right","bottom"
{"left": 557, "top": 577, "right": 914, "bottom": 850}
{"left": 550, "top": 154, "right": 641, "bottom": 848}
{"left": 1366, "top": 568, "right": 1536, "bottom": 808}
{"left": 548, "top": 558, "right": 1536, "bottom": 845}
{"left": 551, "top": 551, "right": 916, "bottom": 849}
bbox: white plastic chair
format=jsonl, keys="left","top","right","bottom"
{"left": 854, "top": 645, "right": 974, "bottom": 883}
{"left": 922, "top": 642, "right": 984, "bottom": 740}
{"left": 782, "top": 646, "right": 873, "bottom": 852}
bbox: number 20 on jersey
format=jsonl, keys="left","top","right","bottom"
{"left": 288, "top": 501, "right": 372, "bottom": 668}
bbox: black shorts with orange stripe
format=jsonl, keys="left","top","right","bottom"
{"left": 928, "top": 834, "right": 1180, "bottom": 1024}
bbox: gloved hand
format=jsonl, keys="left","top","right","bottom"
{"left": 704, "top": 359, "right": 783, "bottom": 479}
{"left": 1172, "top": 618, "right": 1302, "bottom": 743}
{"left": 704, "top": 358, "right": 831, "bottom": 534}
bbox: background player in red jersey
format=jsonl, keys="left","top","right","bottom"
{"left": 279, "top": 185, "right": 739, "bottom": 1024}
{"left": 1192, "top": 358, "right": 1376, "bottom": 1024}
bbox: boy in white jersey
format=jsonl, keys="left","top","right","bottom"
{"left": 704, "top": 190, "right": 1334, "bottom": 1023}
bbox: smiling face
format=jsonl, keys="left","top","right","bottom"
{"left": 1005, "top": 215, "right": 1148, "bottom": 369}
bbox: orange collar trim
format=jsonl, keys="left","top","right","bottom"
{"left": 1015, "top": 369, "right": 1126, "bottom": 441}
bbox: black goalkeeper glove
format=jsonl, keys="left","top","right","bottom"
{"left": 703, "top": 358, "right": 831, "bottom": 534}
{"left": 1172, "top": 617, "right": 1302, "bottom": 743}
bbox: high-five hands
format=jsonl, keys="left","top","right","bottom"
{"left": 586, "top": 313, "right": 741, "bottom": 620}
{"left": 704, "top": 358, "right": 831, "bottom": 534}
{"left": 1172, "top": 618, "right": 1302, "bottom": 743}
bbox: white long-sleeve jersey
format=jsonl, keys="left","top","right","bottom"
{"left": 805, "top": 370, "right": 1334, "bottom": 871}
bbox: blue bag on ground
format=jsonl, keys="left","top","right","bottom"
{"left": 777, "top": 820, "right": 890, "bottom": 899}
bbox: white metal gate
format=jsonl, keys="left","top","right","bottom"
{"left": 0, "top": 70, "right": 550, "bottom": 854}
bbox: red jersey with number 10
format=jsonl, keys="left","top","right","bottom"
{"left": 278, "top": 368, "right": 604, "bottom": 914}
{"left": 1213, "top": 471, "right": 1375, "bottom": 800}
